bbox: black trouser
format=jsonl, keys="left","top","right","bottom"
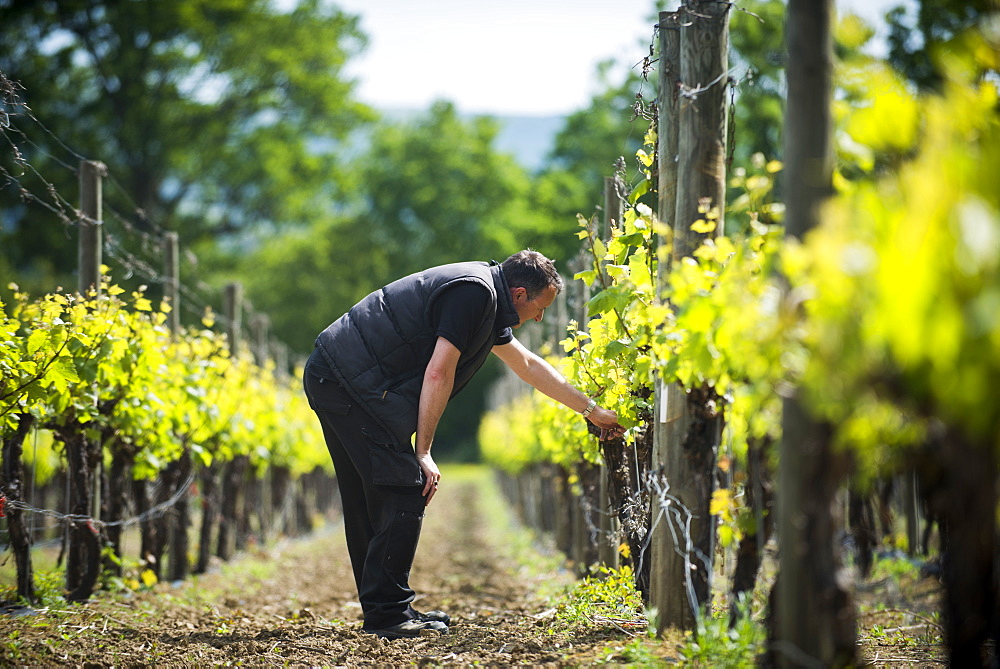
{"left": 302, "top": 350, "right": 426, "bottom": 630}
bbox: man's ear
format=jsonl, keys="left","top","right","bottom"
{"left": 511, "top": 286, "right": 527, "bottom": 302}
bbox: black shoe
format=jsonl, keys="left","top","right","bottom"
{"left": 412, "top": 608, "right": 451, "bottom": 625}
{"left": 365, "top": 619, "right": 448, "bottom": 639}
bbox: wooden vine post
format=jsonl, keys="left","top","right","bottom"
{"left": 214, "top": 282, "right": 246, "bottom": 561}
{"left": 63, "top": 159, "right": 108, "bottom": 601}
{"left": 161, "top": 230, "right": 194, "bottom": 582}
{"left": 247, "top": 312, "right": 271, "bottom": 547}
{"left": 77, "top": 160, "right": 105, "bottom": 296}
{"left": 650, "top": 0, "right": 729, "bottom": 634}
{"left": 773, "top": 0, "right": 857, "bottom": 666}
{"left": 78, "top": 159, "right": 104, "bottom": 520}
{"left": 650, "top": 8, "right": 682, "bottom": 634}
{"left": 163, "top": 231, "right": 180, "bottom": 336}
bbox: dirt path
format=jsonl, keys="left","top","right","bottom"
{"left": 1, "top": 466, "right": 642, "bottom": 666}
{"left": 1, "top": 464, "right": 950, "bottom": 666}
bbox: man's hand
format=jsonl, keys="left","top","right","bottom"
{"left": 587, "top": 406, "right": 626, "bottom": 441}
{"left": 417, "top": 451, "right": 441, "bottom": 505}
{"left": 493, "top": 338, "right": 628, "bottom": 441}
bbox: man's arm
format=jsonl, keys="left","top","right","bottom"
{"left": 492, "top": 337, "right": 624, "bottom": 436}
{"left": 415, "top": 336, "right": 461, "bottom": 503}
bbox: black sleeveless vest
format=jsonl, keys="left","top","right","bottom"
{"left": 315, "top": 261, "right": 516, "bottom": 451}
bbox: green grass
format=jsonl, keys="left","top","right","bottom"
{"left": 445, "top": 463, "right": 569, "bottom": 599}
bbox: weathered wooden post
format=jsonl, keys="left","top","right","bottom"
{"left": 651, "top": 0, "right": 729, "bottom": 633}
{"left": 650, "top": 10, "right": 681, "bottom": 630}
{"left": 773, "top": 0, "right": 857, "bottom": 666}
{"left": 248, "top": 305, "right": 271, "bottom": 547}
{"left": 162, "top": 230, "right": 190, "bottom": 581}
{"left": 250, "top": 313, "right": 270, "bottom": 368}
{"left": 571, "top": 466, "right": 586, "bottom": 574}
{"left": 224, "top": 282, "right": 243, "bottom": 357}
{"left": 75, "top": 160, "right": 106, "bottom": 599}
{"left": 163, "top": 231, "right": 180, "bottom": 335}
{"left": 78, "top": 159, "right": 105, "bottom": 515}
{"left": 554, "top": 465, "right": 572, "bottom": 556}
{"left": 655, "top": 10, "right": 681, "bottom": 278}
{"left": 672, "top": 1, "right": 729, "bottom": 261}
{"left": 215, "top": 282, "right": 245, "bottom": 561}
{"left": 78, "top": 160, "right": 105, "bottom": 296}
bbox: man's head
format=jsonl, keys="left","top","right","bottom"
{"left": 501, "top": 250, "right": 564, "bottom": 328}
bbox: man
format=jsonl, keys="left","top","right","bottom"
{"left": 302, "top": 250, "right": 624, "bottom": 639}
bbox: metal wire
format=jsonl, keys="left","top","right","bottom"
{"left": 0, "top": 473, "right": 195, "bottom": 531}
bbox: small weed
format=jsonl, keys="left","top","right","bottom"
{"left": 40, "top": 638, "right": 59, "bottom": 656}
{"left": 557, "top": 565, "right": 645, "bottom": 629}
{"left": 4, "top": 630, "right": 23, "bottom": 662}
{"left": 870, "top": 553, "right": 919, "bottom": 583}
{"left": 213, "top": 613, "right": 235, "bottom": 635}
{"left": 597, "top": 634, "right": 659, "bottom": 665}
{"left": 678, "top": 596, "right": 766, "bottom": 667}
{"left": 33, "top": 569, "right": 70, "bottom": 607}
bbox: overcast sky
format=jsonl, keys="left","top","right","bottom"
{"left": 331, "top": 0, "right": 914, "bottom": 116}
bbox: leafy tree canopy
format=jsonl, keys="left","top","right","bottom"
{"left": 235, "top": 101, "right": 576, "bottom": 460}
{"left": 357, "top": 100, "right": 543, "bottom": 277}
{"left": 542, "top": 60, "right": 648, "bottom": 222}
{"left": 238, "top": 100, "right": 567, "bottom": 352}
{"left": 886, "top": 0, "right": 998, "bottom": 91}
{"left": 728, "top": 0, "right": 786, "bottom": 165}
{"left": 0, "top": 0, "right": 373, "bottom": 292}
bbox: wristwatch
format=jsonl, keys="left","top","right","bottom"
{"left": 581, "top": 398, "right": 597, "bottom": 418}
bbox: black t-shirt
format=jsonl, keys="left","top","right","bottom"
{"left": 431, "top": 282, "right": 513, "bottom": 352}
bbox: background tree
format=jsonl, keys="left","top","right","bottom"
{"left": 237, "top": 102, "right": 556, "bottom": 460}
{"left": 0, "top": 0, "right": 373, "bottom": 295}
{"left": 357, "top": 101, "right": 543, "bottom": 279}
{"left": 727, "top": 0, "right": 785, "bottom": 168}
{"left": 886, "top": 0, "right": 998, "bottom": 91}
{"left": 534, "top": 61, "right": 647, "bottom": 254}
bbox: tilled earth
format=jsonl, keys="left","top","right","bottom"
{"left": 1, "top": 466, "right": 948, "bottom": 666}
{"left": 1, "top": 468, "right": 670, "bottom": 666}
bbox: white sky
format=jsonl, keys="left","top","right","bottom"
{"left": 333, "top": 0, "right": 914, "bottom": 116}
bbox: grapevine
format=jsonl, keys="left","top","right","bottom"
{"left": 0, "top": 276, "right": 329, "bottom": 600}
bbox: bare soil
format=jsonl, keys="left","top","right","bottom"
{"left": 1, "top": 466, "right": 947, "bottom": 666}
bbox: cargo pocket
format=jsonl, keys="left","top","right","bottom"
{"left": 383, "top": 508, "right": 424, "bottom": 575}
{"left": 304, "top": 371, "right": 352, "bottom": 416}
{"left": 367, "top": 428, "right": 423, "bottom": 487}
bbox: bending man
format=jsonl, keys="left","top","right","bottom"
{"left": 302, "top": 250, "right": 624, "bottom": 639}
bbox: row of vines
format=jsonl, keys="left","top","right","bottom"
{"left": 0, "top": 278, "right": 332, "bottom": 603}
{"left": 481, "top": 17, "right": 999, "bottom": 664}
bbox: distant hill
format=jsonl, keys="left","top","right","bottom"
{"left": 490, "top": 114, "right": 566, "bottom": 173}
{"left": 376, "top": 108, "right": 566, "bottom": 173}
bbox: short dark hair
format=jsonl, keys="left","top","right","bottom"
{"left": 501, "top": 249, "right": 563, "bottom": 299}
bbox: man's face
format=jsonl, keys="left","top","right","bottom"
{"left": 511, "top": 285, "right": 558, "bottom": 329}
